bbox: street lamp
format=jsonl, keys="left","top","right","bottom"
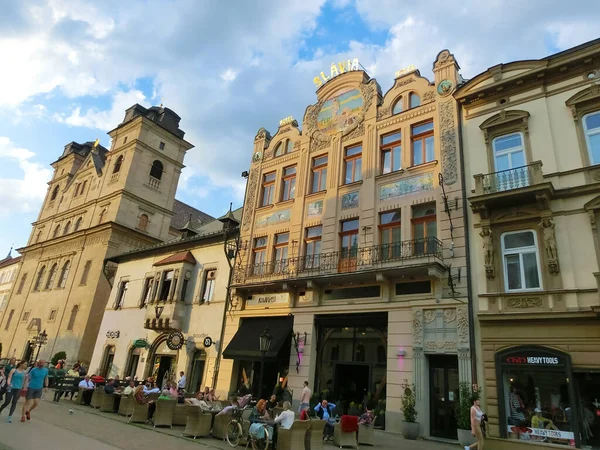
{"left": 32, "top": 329, "right": 48, "bottom": 364}
{"left": 257, "top": 327, "right": 273, "bottom": 399}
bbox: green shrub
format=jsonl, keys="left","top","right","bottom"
{"left": 51, "top": 351, "right": 67, "bottom": 366}
{"left": 455, "top": 382, "right": 481, "bottom": 430}
{"left": 400, "top": 379, "right": 418, "bottom": 423}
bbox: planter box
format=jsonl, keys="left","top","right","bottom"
{"left": 401, "top": 421, "right": 420, "bottom": 440}
{"left": 457, "top": 428, "right": 476, "bottom": 447}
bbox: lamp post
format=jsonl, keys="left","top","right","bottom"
{"left": 32, "top": 329, "right": 48, "bottom": 364}
{"left": 257, "top": 327, "right": 273, "bottom": 399}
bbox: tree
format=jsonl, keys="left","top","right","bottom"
{"left": 51, "top": 351, "right": 67, "bottom": 366}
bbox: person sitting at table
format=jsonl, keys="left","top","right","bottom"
{"left": 198, "top": 386, "right": 210, "bottom": 400}
{"left": 207, "top": 388, "right": 219, "bottom": 402}
{"left": 104, "top": 379, "right": 116, "bottom": 395}
{"left": 532, "top": 408, "right": 559, "bottom": 431}
{"left": 78, "top": 375, "right": 95, "bottom": 406}
{"left": 143, "top": 380, "right": 160, "bottom": 395}
{"left": 159, "top": 389, "right": 173, "bottom": 400}
{"left": 267, "top": 394, "right": 278, "bottom": 411}
{"left": 167, "top": 382, "right": 178, "bottom": 399}
{"left": 67, "top": 364, "right": 80, "bottom": 377}
{"left": 314, "top": 399, "right": 337, "bottom": 440}
{"left": 185, "top": 391, "right": 210, "bottom": 409}
{"left": 250, "top": 399, "right": 271, "bottom": 423}
{"left": 274, "top": 401, "right": 294, "bottom": 430}
{"left": 217, "top": 396, "right": 239, "bottom": 416}
{"left": 359, "top": 408, "right": 374, "bottom": 426}
{"left": 123, "top": 381, "right": 135, "bottom": 396}
{"left": 134, "top": 385, "right": 156, "bottom": 424}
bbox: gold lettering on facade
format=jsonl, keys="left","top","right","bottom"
{"left": 279, "top": 116, "right": 294, "bottom": 127}
{"left": 395, "top": 64, "right": 415, "bottom": 78}
{"left": 314, "top": 58, "right": 360, "bottom": 88}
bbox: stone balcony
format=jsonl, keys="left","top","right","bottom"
{"left": 144, "top": 300, "right": 189, "bottom": 330}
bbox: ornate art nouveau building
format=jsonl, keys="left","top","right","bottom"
{"left": 217, "top": 50, "right": 472, "bottom": 437}
{"left": 457, "top": 38, "right": 600, "bottom": 449}
{"left": 0, "top": 105, "right": 208, "bottom": 364}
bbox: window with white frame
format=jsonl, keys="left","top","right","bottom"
{"left": 492, "top": 133, "right": 526, "bottom": 172}
{"left": 201, "top": 269, "right": 216, "bottom": 303}
{"left": 501, "top": 230, "right": 542, "bottom": 292}
{"left": 583, "top": 111, "right": 600, "bottom": 165}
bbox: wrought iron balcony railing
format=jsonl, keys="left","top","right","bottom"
{"left": 233, "top": 237, "right": 443, "bottom": 284}
{"left": 474, "top": 161, "right": 543, "bottom": 195}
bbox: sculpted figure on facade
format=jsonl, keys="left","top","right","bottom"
{"left": 480, "top": 227, "right": 495, "bottom": 279}
{"left": 539, "top": 218, "right": 559, "bottom": 274}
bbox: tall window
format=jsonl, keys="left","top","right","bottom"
{"left": 274, "top": 139, "right": 293, "bottom": 157}
{"left": 340, "top": 219, "right": 359, "bottom": 259}
{"left": 74, "top": 183, "right": 80, "bottom": 197}
{"left": 201, "top": 270, "right": 217, "bottom": 303}
{"left": 502, "top": 230, "right": 542, "bottom": 292}
{"left": 16, "top": 273, "right": 27, "bottom": 294}
{"left": 344, "top": 145, "right": 362, "bottom": 184}
{"left": 35, "top": 230, "right": 42, "bottom": 243}
{"left": 411, "top": 121, "right": 434, "bottom": 165}
{"left": 409, "top": 93, "right": 421, "bottom": 109}
{"left": 273, "top": 233, "right": 289, "bottom": 274}
{"left": 150, "top": 160, "right": 163, "bottom": 180}
{"left": 392, "top": 97, "right": 403, "bottom": 115}
{"left": 113, "top": 155, "right": 124, "bottom": 174}
{"left": 138, "top": 214, "right": 149, "bottom": 231}
{"left": 159, "top": 271, "right": 173, "bottom": 301}
{"left": 81, "top": 180, "right": 87, "bottom": 195}
{"left": 46, "top": 263, "right": 58, "bottom": 289}
{"left": 261, "top": 172, "right": 276, "bottom": 206}
{"left": 140, "top": 278, "right": 154, "bottom": 307}
{"left": 159, "top": 141, "right": 165, "bottom": 150}
{"left": 58, "top": 261, "right": 70, "bottom": 288}
{"left": 584, "top": 111, "right": 600, "bottom": 164}
{"left": 304, "top": 226, "right": 322, "bottom": 269}
{"left": 33, "top": 265, "right": 46, "bottom": 291}
{"left": 67, "top": 305, "right": 79, "bottom": 331}
{"left": 53, "top": 225, "right": 60, "bottom": 238}
{"left": 50, "top": 185, "right": 59, "bottom": 201}
{"left": 63, "top": 221, "right": 71, "bottom": 235}
{"left": 311, "top": 155, "right": 328, "bottom": 193}
{"left": 80, "top": 260, "right": 92, "bottom": 285}
{"left": 74, "top": 217, "right": 82, "bottom": 232}
{"left": 98, "top": 208, "right": 107, "bottom": 224}
{"left": 281, "top": 166, "right": 296, "bottom": 201}
{"left": 493, "top": 133, "right": 526, "bottom": 172}
{"left": 115, "top": 280, "right": 129, "bottom": 309}
{"left": 381, "top": 131, "right": 402, "bottom": 174}
{"left": 253, "top": 237, "right": 267, "bottom": 275}
{"left": 4, "top": 309, "right": 14, "bottom": 330}
{"left": 379, "top": 210, "right": 402, "bottom": 260}
{"left": 412, "top": 203, "right": 437, "bottom": 255}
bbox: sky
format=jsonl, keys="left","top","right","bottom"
{"left": 0, "top": 0, "right": 599, "bottom": 255}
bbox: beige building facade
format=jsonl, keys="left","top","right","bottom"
{"left": 457, "top": 39, "right": 600, "bottom": 449}
{"left": 89, "top": 209, "right": 241, "bottom": 391}
{"left": 216, "top": 50, "right": 473, "bottom": 438}
{"left": 0, "top": 251, "right": 20, "bottom": 321}
{"left": 0, "top": 105, "right": 202, "bottom": 365}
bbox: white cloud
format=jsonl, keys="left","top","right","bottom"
{"left": 0, "top": 137, "right": 52, "bottom": 216}
{"left": 221, "top": 68, "right": 238, "bottom": 82}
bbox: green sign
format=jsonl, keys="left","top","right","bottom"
{"left": 133, "top": 339, "right": 147, "bottom": 349}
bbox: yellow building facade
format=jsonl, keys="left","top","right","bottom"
{"left": 457, "top": 39, "right": 600, "bottom": 449}
{"left": 0, "top": 251, "right": 20, "bottom": 321}
{"left": 0, "top": 105, "right": 198, "bottom": 365}
{"left": 217, "top": 50, "right": 473, "bottom": 437}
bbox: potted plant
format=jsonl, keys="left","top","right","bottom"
{"left": 400, "top": 379, "right": 419, "bottom": 439}
{"left": 348, "top": 401, "right": 360, "bottom": 416}
{"left": 455, "top": 382, "right": 480, "bottom": 447}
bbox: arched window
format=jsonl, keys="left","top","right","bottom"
{"left": 274, "top": 142, "right": 284, "bottom": 157}
{"left": 67, "top": 305, "right": 78, "bottom": 330}
{"left": 138, "top": 214, "right": 149, "bottom": 231}
{"left": 35, "top": 230, "right": 42, "bottom": 243}
{"left": 81, "top": 180, "right": 87, "bottom": 194}
{"left": 50, "top": 185, "right": 59, "bottom": 201}
{"left": 34, "top": 266, "right": 46, "bottom": 291}
{"left": 53, "top": 225, "right": 60, "bottom": 238}
{"left": 274, "top": 139, "right": 294, "bottom": 157}
{"left": 409, "top": 93, "right": 421, "bottom": 109}
{"left": 113, "top": 155, "right": 123, "bottom": 174}
{"left": 63, "top": 221, "right": 71, "bottom": 235}
{"left": 392, "top": 97, "right": 403, "bottom": 115}
{"left": 58, "top": 260, "right": 70, "bottom": 288}
{"left": 74, "top": 217, "right": 83, "bottom": 232}
{"left": 80, "top": 260, "right": 92, "bottom": 285}
{"left": 286, "top": 140, "right": 294, "bottom": 154}
{"left": 98, "top": 208, "right": 107, "bottom": 224}
{"left": 150, "top": 160, "right": 163, "bottom": 180}
{"left": 45, "top": 263, "right": 58, "bottom": 290}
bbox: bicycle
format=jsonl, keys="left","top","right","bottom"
{"left": 226, "top": 405, "right": 270, "bottom": 450}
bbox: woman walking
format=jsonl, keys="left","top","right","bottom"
{"left": 0, "top": 360, "right": 27, "bottom": 423}
{"left": 465, "top": 395, "right": 485, "bottom": 450}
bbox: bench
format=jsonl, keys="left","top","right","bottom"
{"left": 52, "top": 376, "right": 82, "bottom": 402}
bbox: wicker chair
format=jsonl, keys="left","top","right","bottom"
{"left": 154, "top": 399, "right": 176, "bottom": 428}
{"left": 212, "top": 412, "right": 232, "bottom": 440}
{"left": 358, "top": 424, "right": 374, "bottom": 446}
{"left": 305, "top": 419, "right": 326, "bottom": 450}
{"left": 90, "top": 388, "right": 104, "bottom": 409}
{"left": 277, "top": 420, "right": 310, "bottom": 450}
{"left": 238, "top": 408, "right": 253, "bottom": 446}
{"left": 333, "top": 416, "right": 358, "bottom": 449}
{"left": 147, "top": 392, "right": 160, "bottom": 401}
{"left": 129, "top": 401, "right": 149, "bottom": 423}
{"left": 99, "top": 393, "right": 116, "bottom": 412}
{"left": 173, "top": 404, "right": 187, "bottom": 426}
{"left": 118, "top": 395, "right": 133, "bottom": 416}
{"left": 182, "top": 406, "right": 212, "bottom": 438}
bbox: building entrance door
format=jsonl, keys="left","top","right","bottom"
{"left": 575, "top": 372, "right": 600, "bottom": 449}
{"left": 154, "top": 356, "right": 175, "bottom": 388}
{"left": 429, "top": 355, "right": 459, "bottom": 439}
{"left": 190, "top": 355, "right": 206, "bottom": 393}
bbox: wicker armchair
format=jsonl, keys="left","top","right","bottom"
{"left": 173, "top": 404, "right": 187, "bottom": 426}
{"left": 358, "top": 423, "right": 374, "bottom": 445}
{"left": 305, "top": 419, "right": 326, "bottom": 450}
{"left": 182, "top": 406, "right": 212, "bottom": 438}
{"left": 333, "top": 416, "right": 358, "bottom": 449}
{"left": 154, "top": 399, "right": 176, "bottom": 428}
{"left": 238, "top": 408, "right": 252, "bottom": 446}
{"left": 99, "top": 393, "right": 116, "bottom": 412}
{"left": 129, "top": 401, "right": 149, "bottom": 423}
{"left": 212, "top": 412, "right": 232, "bottom": 440}
{"left": 118, "top": 395, "right": 133, "bottom": 416}
{"left": 277, "top": 420, "right": 310, "bottom": 450}
{"left": 90, "top": 388, "right": 104, "bottom": 409}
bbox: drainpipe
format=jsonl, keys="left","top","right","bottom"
{"left": 457, "top": 102, "right": 478, "bottom": 387}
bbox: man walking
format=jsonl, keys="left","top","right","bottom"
{"left": 21, "top": 360, "right": 48, "bottom": 422}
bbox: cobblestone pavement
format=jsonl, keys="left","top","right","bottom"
{"left": 0, "top": 398, "right": 460, "bottom": 450}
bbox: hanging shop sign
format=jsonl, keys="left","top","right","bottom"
{"left": 166, "top": 331, "right": 185, "bottom": 350}
{"left": 506, "top": 425, "right": 574, "bottom": 441}
{"left": 106, "top": 330, "right": 120, "bottom": 339}
{"left": 203, "top": 336, "right": 213, "bottom": 348}
{"left": 246, "top": 292, "right": 290, "bottom": 309}
{"left": 133, "top": 339, "right": 148, "bottom": 349}
{"left": 314, "top": 58, "right": 360, "bottom": 88}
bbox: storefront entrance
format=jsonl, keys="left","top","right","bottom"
{"left": 429, "top": 355, "right": 459, "bottom": 439}
{"left": 147, "top": 336, "right": 179, "bottom": 388}
{"left": 575, "top": 372, "right": 600, "bottom": 449}
{"left": 189, "top": 351, "right": 206, "bottom": 393}
{"left": 152, "top": 355, "right": 175, "bottom": 388}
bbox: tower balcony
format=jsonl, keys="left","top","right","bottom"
{"left": 143, "top": 300, "right": 188, "bottom": 331}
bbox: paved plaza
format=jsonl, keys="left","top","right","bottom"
{"left": 0, "top": 398, "right": 460, "bottom": 450}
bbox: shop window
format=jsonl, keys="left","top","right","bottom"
{"left": 379, "top": 210, "right": 402, "bottom": 260}
{"left": 138, "top": 214, "right": 149, "bottom": 231}
{"left": 381, "top": 131, "right": 402, "bottom": 174}
{"left": 80, "top": 260, "right": 92, "bottom": 285}
{"left": 114, "top": 280, "right": 129, "bottom": 309}
{"left": 304, "top": 226, "right": 322, "bottom": 269}
{"left": 395, "top": 280, "right": 431, "bottom": 295}
{"left": 273, "top": 232, "right": 289, "bottom": 274}
{"left": 412, "top": 203, "right": 437, "bottom": 255}
{"left": 324, "top": 285, "right": 381, "bottom": 300}
{"left": 281, "top": 166, "right": 296, "bottom": 201}
{"left": 50, "top": 185, "right": 59, "bottom": 201}
{"left": 411, "top": 121, "right": 434, "bottom": 166}
{"left": 201, "top": 269, "right": 216, "bottom": 304}
{"left": 33, "top": 265, "right": 46, "bottom": 291}
{"left": 5, "top": 309, "right": 14, "bottom": 330}
{"left": 150, "top": 160, "right": 163, "bottom": 180}
{"left": 159, "top": 271, "right": 173, "bottom": 301}
{"left": 260, "top": 172, "right": 276, "bottom": 206}
{"left": 340, "top": 219, "right": 359, "bottom": 260}
{"left": 583, "top": 111, "right": 600, "bottom": 165}
{"left": 74, "top": 217, "right": 83, "bottom": 232}
{"left": 140, "top": 277, "right": 154, "bottom": 307}
{"left": 392, "top": 97, "right": 403, "bottom": 115}
{"left": 311, "top": 155, "right": 328, "bottom": 193}
{"left": 58, "top": 260, "right": 70, "bottom": 288}
{"left": 67, "top": 305, "right": 79, "bottom": 331}
{"left": 113, "top": 155, "right": 123, "bottom": 174}
{"left": 409, "top": 93, "right": 421, "bottom": 109}
{"left": 252, "top": 237, "right": 267, "bottom": 276}
{"left": 501, "top": 230, "right": 542, "bottom": 292}
{"left": 344, "top": 145, "right": 362, "bottom": 184}
{"left": 16, "top": 273, "right": 27, "bottom": 294}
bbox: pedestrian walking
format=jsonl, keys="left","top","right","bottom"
{"left": 21, "top": 359, "right": 49, "bottom": 423}
{"left": 465, "top": 395, "right": 485, "bottom": 450}
{"left": 0, "top": 360, "right": 27, "bottom": 423}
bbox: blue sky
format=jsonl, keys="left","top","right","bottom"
{"left": 0, "top": 0, "right": 599, "bottom": 254}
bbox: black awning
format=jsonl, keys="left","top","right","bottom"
{"left": 223, "top": 315, "right": 294, "bottom": 361}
